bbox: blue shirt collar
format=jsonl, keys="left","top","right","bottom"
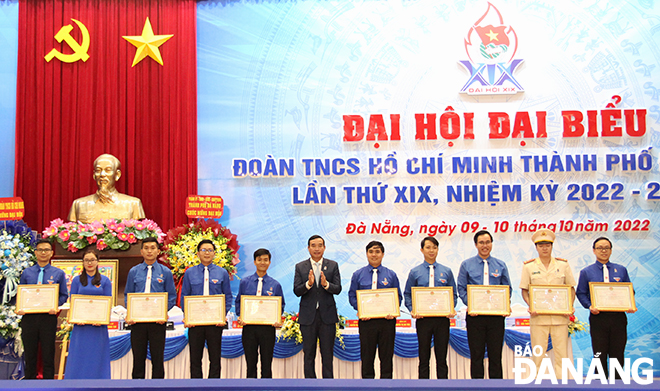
{"left": 476, "top": 254, "right": 492, "bottom": 262}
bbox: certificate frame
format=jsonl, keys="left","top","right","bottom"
{"left": 240, "top": 295, "right": 282, "bottom": 325}
{"left": 356, "top": 288, "right": 401, "bottom": 319}
{"left": 467, "top": 285, "right": 510, "bottom": 316}
{"left": 184, "top": 294, "right": 226, "bottom": 326}
{"left": 126, "top": 292, "right": 168, "bottom": 323}
{"left": 411, "top": 286, "right": 454, "bottom": 317}
{"left": 16, "top": 284, "right": 59, "bottom": 314}
{"left": 528, "top": 285, "right": 574, "bottom": 315}
{"left": 68, "top": 294, "right": 112, "bottom": 325}
{"left": 50, "top": 259, "right": 118, "bottom": 307}
{"left": 589, "top": 282, "right": 636, "bottom": 312}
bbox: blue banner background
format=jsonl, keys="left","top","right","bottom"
{"left": 196, "top": 0, "right": 660, "bottom": 375}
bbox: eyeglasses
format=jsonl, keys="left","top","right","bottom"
{"left": 199, "top": 249, "right": 215, "bottom": 254}
{"left": 595, "top": 247, "right": 612, "bottom": 251}
{"left": 35, "top": 249, "right": 53, "bottom": 253}
{"left": 83, "top": 259, "right": 98, "bottom": 263}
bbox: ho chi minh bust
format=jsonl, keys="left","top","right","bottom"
{"left": 67, "top": 154, "right": 146, "bottom": 223}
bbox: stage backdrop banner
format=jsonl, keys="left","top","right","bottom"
{"left": 196, "top": 0, "right": 660, "bottom": 375}
{"left": 14, "top": 0, "right": 198, "bottom": 231}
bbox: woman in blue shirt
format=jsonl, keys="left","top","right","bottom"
{"left": 64, "top": 247, "right": 112, "bottom": 379}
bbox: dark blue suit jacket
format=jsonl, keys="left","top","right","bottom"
{"left": 293, "top": 258, "right": 342, "bottom": 325}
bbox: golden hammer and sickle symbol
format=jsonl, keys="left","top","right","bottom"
{"left": 44, "top": 18, "right": 90, "bottom": 63}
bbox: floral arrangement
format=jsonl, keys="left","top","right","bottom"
{"left": 1, "top": 221, "right": 36, "bottom": 305}
{"left": 336, "top": 314, "right": 347, "bottom": 349}
{"left": 568, "top": 314, "right": 588, "bottom": 335}
{"left": 161, "top": 219, "right": 240, "bottom": 282}
{"left": 276, "top": 312, "right": 348, "bottom": 349}
{"left": 56, "top": 317, "right": 73, "bottom": 342}
{"left": 43, "top": 218, "right": 165, "bottom": 252}
{"left": 277, "top": 312, "right": 302, "bottom": 344}
{"left": 0, "top": 305, "right": 21, "bottom": 340}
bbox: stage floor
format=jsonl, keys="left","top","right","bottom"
{"left": 1, "top": 379, "right": 658, "bottom": 391}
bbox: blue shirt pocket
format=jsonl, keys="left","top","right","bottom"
{"left": 189, "top": 274, "right": 204, "bottom": 290}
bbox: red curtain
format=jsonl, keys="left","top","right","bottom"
{"left": 15, "top": 0, "right": 197, "bottom": 233}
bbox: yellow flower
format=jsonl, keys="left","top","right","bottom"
{"left": 164, "top": 223, "right": 239, "bottom": 281}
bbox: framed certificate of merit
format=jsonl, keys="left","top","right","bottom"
{"left": 240, "top": 295, "right": 282, "bottom": 325}
{"left": 528, "top": 285, "right": 573, "bottom": 315}
{"left": 589, "top": 282, "right": 636, "bottom": 312}
{"left": 356, "top": 288, "right": 400, "bottom": 319}
{"left": 184, "top": 295, "right": 226, "bottom": 326}
{"left": 16, "top": 284, "right": 59, "bottom": 314}
{"left": 68, "top": 294, "right": 112, "bottom": 325}
{"left": 50, "top": 259, "right": 119, "bottom": 307}
{"left": 467, "top": 285, "right": 510, "bottom": 316}
{"left": 411, "top": 286, "right": 454, "bottom": 317}
{"left": 126, "top": 292, "right": 168, "bottom": 323}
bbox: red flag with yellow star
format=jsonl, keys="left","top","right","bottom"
{"left": 474, "top": 25, "right": 510, "bottom": 47}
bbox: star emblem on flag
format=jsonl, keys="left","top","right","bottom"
{"left": 123, "top": 17, "right": 173, "bottom": 67}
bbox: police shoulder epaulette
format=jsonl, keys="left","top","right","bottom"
{"left": 556, "top": 257, "right": 568, "bottom": 262}
{"left": 524, "top": 259, "right": 535, "bottom": 264}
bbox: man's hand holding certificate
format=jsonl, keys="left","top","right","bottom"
{"left": 16, "top": 284, "right": 59, "bottom": 314}
{"left": 184, "top": 295, "right": 226, "bottom": 327}
{"left": 356, "top": 288, "right": 400, "bottom": 319}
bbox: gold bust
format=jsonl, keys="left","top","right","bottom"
{"left": 68, "top": 154, "right": 146, "bottom": 223}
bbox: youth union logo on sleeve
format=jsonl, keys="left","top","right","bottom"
{"left": 459, "top": 2, "right": 524, "bottom": 95}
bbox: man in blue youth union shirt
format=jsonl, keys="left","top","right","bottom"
{"left": 236, "top": 248, "right": 285, "bottom": 378}
{"left": 124, "top": 236, "right": 176, "bottom": 379}
{"left": 181, "top": 239, "right": 232, "bottom": 379}
{"left": 348, "top": 240, "right": 402, "bottom": 379}
{"left": 576, "top": 237, "right": 636, "bottom": 379}
{"left": 18, "top": 239, "right": 68, "bottom": 379}
{"left": 457, "top": 230, "right": 511, "bottom": 379}
{"left": 404, "top": 236, "right": 457, "bottom": 379}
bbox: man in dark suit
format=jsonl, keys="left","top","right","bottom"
{"left": 293, "top": 235, "right": 342, "bottom": 378}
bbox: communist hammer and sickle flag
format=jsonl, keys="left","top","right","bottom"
{"left": 44, "top": 18, "right": 90, "bottom": 63}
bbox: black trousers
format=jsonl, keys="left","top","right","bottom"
{"left": 590, "top": 312, "right": 627, "bottom": 378}
{"left": 242, "top": 325, "right": 276, "bottom": 378}
{"left": 416, "top": 317, "right": 450, "bottom": 379}
{"left": 130, "top": 322, "right": 167, "bottom": 379}
{"left": 188, "top": 325, "right": 223, "bottom": 378}
{"left": 466, "top": 315, "right": 504, "bottom": 379}
{"left": 301, "top": 309, "right": 336, "bottom": 379}
{"left": 358, "top": 318, "right": 396, "bottom": 379}
{"left": 21, "top": 313, "right": 58, "bottom": 379}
